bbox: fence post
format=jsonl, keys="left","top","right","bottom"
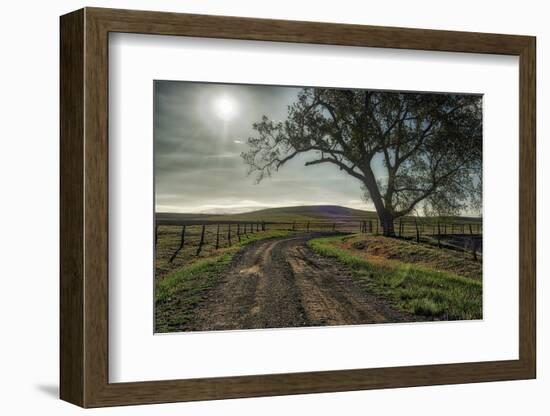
{"left": 376, "top": 220, "right": 379, "bottom": 235}
{"left": 227, "top": 224, "right": 232, "bottom": 246}
{"left": 437, "top": 222, "right": 441, "bottom": 248}
{"left": 215, "top": 223, "right": 220, "bottom": 249}
{"left": 415, "top": 219, "right": 420, "bottom": 243}
{"left": 196, "top": 225, "right": 206, "bottom": 256}
{"left": 307, "top": 221, "right": 310, "bottom": 232}
{"left": 332, "top": 222, "right": 336, "bottom": 232}
{"left": 292, "top": 221, "right": 295, "bottom": 231}
{"left": 169, "top": 225, "right": 186, "bottom": 263}
{"left": 469, "top": 224, "right": 477, "bottom": 261}
{"left": 399, "top": 219, "right": 402, "bottom": 237}
{"left": 237, "top": 223, "right": 241, "bottom": 242}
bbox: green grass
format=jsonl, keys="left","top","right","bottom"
{"left": 155, "top": 229, "right": 293, "bottom": 332}
{"left": 155, "top": 253, "right": 232, "bottom": 332}
{"left": 155, "top": 223, "right": 294, "bottom": 279}
{"left": 345, "top": 234, "right": 482, "bottom": 280}
{"left": 156, "top": 254, "right": 232, "bottom": 304}
{"left": 308, "top": 235, "right": 482, "bottom": 321}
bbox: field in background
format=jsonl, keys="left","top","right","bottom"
{"left": 155, "top": 205, "right": 482, "bottom": 279}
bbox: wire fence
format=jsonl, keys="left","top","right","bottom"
{"left": 155, "top": 217, "right": 482, "bottom": 268}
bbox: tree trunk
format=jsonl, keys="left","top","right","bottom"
{"left": 360, "top": 173, "right": 396, "bottom": 237}
{"left": 380, "top": 212, "right": 396, "bottom": 237}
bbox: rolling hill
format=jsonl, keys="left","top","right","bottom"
{"left": 156, "top": 205, "right": 378, "bottom": 224}
{"left": 156, "top": 205, "right": 482, "bottom": 226}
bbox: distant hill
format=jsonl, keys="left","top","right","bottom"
{"left": 157, "top": 205, "right": 377, "bottom": 224}
{"left": 155, "top": 212, "right": 213, "bottom": 223}
{"left": 156, "top": 205, "right": 482, "bottom": 225}
{"left": 207, "top": 205, "right": 376, "bottom": 222}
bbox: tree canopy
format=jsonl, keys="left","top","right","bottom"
{"left": 242, "top": 88, "right": 482, "bottom": 235}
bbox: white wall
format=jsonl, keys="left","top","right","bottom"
{"left": 0, "top": 0, "right": 546, "bottom": 414}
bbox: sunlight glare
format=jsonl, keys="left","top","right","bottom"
{"left": 214, "top": 96, "right": 237, "bottom": 121}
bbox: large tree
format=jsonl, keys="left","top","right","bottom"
{"left": 242, "top": 88, "right": 482, "bottom": 236}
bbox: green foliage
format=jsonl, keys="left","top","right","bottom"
{"left": 308, "top": 235, "right": 482, "bottom": 320}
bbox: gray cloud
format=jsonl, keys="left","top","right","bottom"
{"left": 154, "top": 81, "right": 373, "bottom": 214}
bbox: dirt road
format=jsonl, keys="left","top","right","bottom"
{"left": 186, "top": 233, "right": 411, "bottom": 331}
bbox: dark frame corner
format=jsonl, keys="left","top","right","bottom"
{"left": 60, "top": 7, "right": 536, "bottom": 408}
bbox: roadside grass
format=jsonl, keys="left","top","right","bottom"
{"left": 156, "top": 224, "right": 298, "bottom": 279}
{"left": 155, "top": 229, "right": 293, "bottom": 332}
{"left": 155, "top": 253, "right": 232, "bottom": 332}
{"left": 341, "top": 234, "right": 481, "bottom": 280}
{"left": 308, "top": 235, "right": 482, "bottom": 321}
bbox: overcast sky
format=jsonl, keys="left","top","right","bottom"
{"left": 154, "top": 81, "right": 379, "bottom": 214}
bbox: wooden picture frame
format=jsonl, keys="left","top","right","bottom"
{"left": 60, "top": 7, "right": 536, "bottom": 408}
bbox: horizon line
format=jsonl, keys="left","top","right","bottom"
{"left": 155, "top": 203, "right": 482, "bottom": 218}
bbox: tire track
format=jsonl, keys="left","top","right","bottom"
{"left": 186, "top": 233, "right": 411, "bottom": 331}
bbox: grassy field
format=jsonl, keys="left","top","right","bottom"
{"left": 343, "top": 235, "right": 482, "bottom": 279}
{"left": 154, "top": 206, "right": 379, "bottom": 279}
{"left": 155, "top": 229, "right": 293, "bottom": 332}
{"left": 155, "top": 223, "right": 297, "bottom": 278}
{"left": 157, "top": 206, "right": 482, "bottom": 252}
{"left": 308, "top": 234, "right": 482, "bottom": 320}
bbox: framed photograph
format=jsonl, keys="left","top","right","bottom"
{"left": 60, "top": 7, "right": 536, "bottom": 407}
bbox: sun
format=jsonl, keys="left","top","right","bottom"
{"left": 214, "top": 96, "right": 237, "bottom": 121}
